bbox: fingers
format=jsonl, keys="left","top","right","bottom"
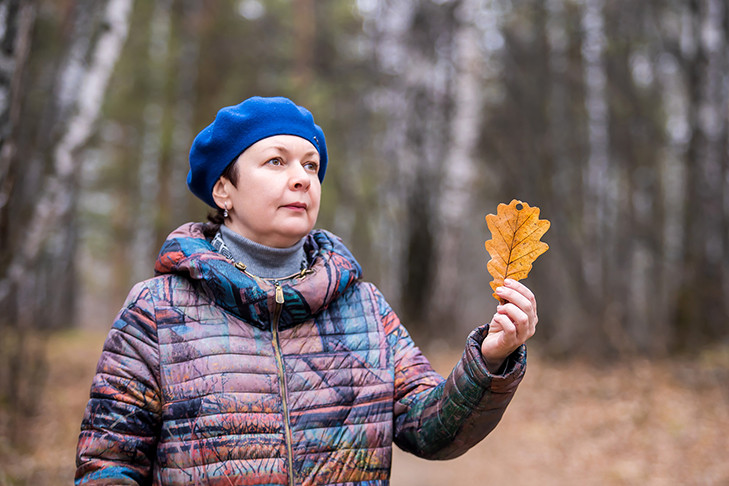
{"left": 494, "top": 279, "right": 538, "bottom": 338}
{"left": 484, "top": 290, "right": 537, "bottom": 364}
{"left": 496, "top": 303, "right": 529, "bottom": 339}
{"left": 491, "top": 312, "right": 518, "bottom": 343}
{"left": 495, "top": 279, "right": 536, "bottom": 312}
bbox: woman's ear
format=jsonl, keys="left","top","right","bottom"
{"left": 211, "top": 177, "right": 231, "bottom": 210}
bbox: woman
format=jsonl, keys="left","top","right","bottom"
{"left": 75, "top": 96, "right": 538, "bottom": 485}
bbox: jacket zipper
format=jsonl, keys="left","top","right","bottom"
{"left": 271, "top": 281, "right": 296, "bottom": 486}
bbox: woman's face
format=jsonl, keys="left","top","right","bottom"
{"left": 213, "top": 135, "right": 321, "bottom": 248}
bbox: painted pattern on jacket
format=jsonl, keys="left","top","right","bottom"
{"left": 76, "top": 223, "right": 526, "bottom": 485}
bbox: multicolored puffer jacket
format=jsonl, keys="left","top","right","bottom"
{"left": 76, "top": 223, "right": 526, "bottom": 486}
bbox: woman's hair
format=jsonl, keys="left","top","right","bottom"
{"left": 201, "top": 159, "right": 239, "bottom": 238}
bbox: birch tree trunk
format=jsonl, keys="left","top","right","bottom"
{"left": 0, "top": 0, "right": 131, "bottom": 443}
{"left": 581, "top": 0, "right": 631, "bottom": 351}
{"left": 432, "top": 0, "right": 487, "bottom": 324}
{"left": 581, "top": 0, "right": 609, "bottom": 297}
{"left": 541, "top": 0, "right": 596, "bottom": 352}
{"left": 361, "top": 0, "right": 411, "bottom": 310}
{"left": 656, "top": 41, "right": 688, "bottom": 353}
{"left": 132, "top": 0, "right": 171, "bottom": 284}
{"left": 6, "top": 0, "right": 132, "bottom": 300}
{"left": 366, "top": 0, "right": 458, "bottom": 331}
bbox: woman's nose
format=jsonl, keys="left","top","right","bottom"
{"left": 289, "top": 163, "right": 311, "bottom": 190}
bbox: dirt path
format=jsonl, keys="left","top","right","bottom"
{"left": 2, "top": 330, "right": 728, "bottom": 485}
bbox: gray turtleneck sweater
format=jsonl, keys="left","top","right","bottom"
{"left": 218, "top": 224, "right": 308, "bottom": 279}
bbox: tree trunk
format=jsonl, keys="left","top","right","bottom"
{"left": 292, "top": 0, "right": 315, "bottom": 92}
{"left": 675, "top": 0, "right": 728, "bottom": 349}
{"left": 581, "top": 0, "right": 632, "bottom": 353}
{"left": 540, "top": 0, "right": 592, "bottom": 354}
{"left": 0, "top": 0, "right": 37, "bottom": 445}
{"left": 9, "top": 0, "right": 132, "bottom": 292}
{"left": 0, "top": 0, "right": 132, "bottom": 443}
{"left": 581, "top": 0, "right": 609, "bottom": 297}
{"left": 168, "top": 0, "right": 201, "bottom": 226}
{"left": 132, "top": 0, "right": 172, "bottom": 284}
{"left": 432, "top": 0, "right": 487, "bottom": 325}
{"left": 0, "top": 0, "right": 34, "bottom": 215}
{"left": 365, "top": 0, "right": 460, "bottom": 333}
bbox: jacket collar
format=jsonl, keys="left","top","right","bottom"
{"left": 154, "top": 223, "right": 362, "bottom": 330}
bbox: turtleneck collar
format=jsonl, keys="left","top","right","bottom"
{"left": 217, "top": 224, "right": 307, "bottom": 279}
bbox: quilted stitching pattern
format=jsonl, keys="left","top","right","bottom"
{"left": 76, "top": 224, "right": 526, "bottom": 485}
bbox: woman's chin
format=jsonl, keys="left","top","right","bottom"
{"left": 267, "top": 226, "right": 315, "bottom": 248}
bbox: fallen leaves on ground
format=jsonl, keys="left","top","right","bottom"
{"left": 2, "top": 332, "right": 728, "bottom": 485}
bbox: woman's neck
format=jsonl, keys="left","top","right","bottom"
{"left": 218, "top": 224, "right": 307, "bottom": 279}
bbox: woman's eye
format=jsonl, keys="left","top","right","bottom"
{"left": 304, "top": 161, "right": 319, "bottom": 172}
{"left": 267, "top": 157, "right": 283, "bottom": 166}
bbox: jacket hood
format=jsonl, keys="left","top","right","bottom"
{"left": 154, "top": 223, "right": 362, "bottom": 330}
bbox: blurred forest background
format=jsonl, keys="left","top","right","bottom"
{"left": 1, "top": 0, "right": 728, "bottom": 483}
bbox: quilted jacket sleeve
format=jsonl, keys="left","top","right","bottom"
{"left": 75, "top": 281, "right": 163, "bottom": 485}
{"left": 375, "top": 287, "right": 526, "bottom": 460}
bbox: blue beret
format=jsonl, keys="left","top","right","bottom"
{"left": 187, "top": 96, "right": 328, "bottom": 208}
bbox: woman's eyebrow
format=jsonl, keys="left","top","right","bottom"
{"left": 262, "top": 145, "right": 318, "bottom": 157}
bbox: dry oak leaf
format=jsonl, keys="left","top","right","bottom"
{"left": 484, "top": 199, "right": 550, "bottom": 302}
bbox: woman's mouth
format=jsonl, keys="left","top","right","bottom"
{"left": 282, "top": 202, "right": 307, "bottom": 211}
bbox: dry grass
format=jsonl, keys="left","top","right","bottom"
{"left": 1, "top": 330, "right": 728, "bottom": 485}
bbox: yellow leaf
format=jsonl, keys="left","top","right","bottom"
{"left": 484, "top": 199, "right": 550, "bottom": 301}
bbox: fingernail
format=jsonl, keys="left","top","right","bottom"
{"left": 504, "top": 278, "right": 515, "bottom": 285}
{"left": 496, "top": 287, "right": 505, "bottom": 294}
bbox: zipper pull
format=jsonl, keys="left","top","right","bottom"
{"left": 274, "top": 281, "right": 284, "bottom": 304}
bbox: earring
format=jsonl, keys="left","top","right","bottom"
{"left": 223, "top": 203, "right": 229, "bottom": 219}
